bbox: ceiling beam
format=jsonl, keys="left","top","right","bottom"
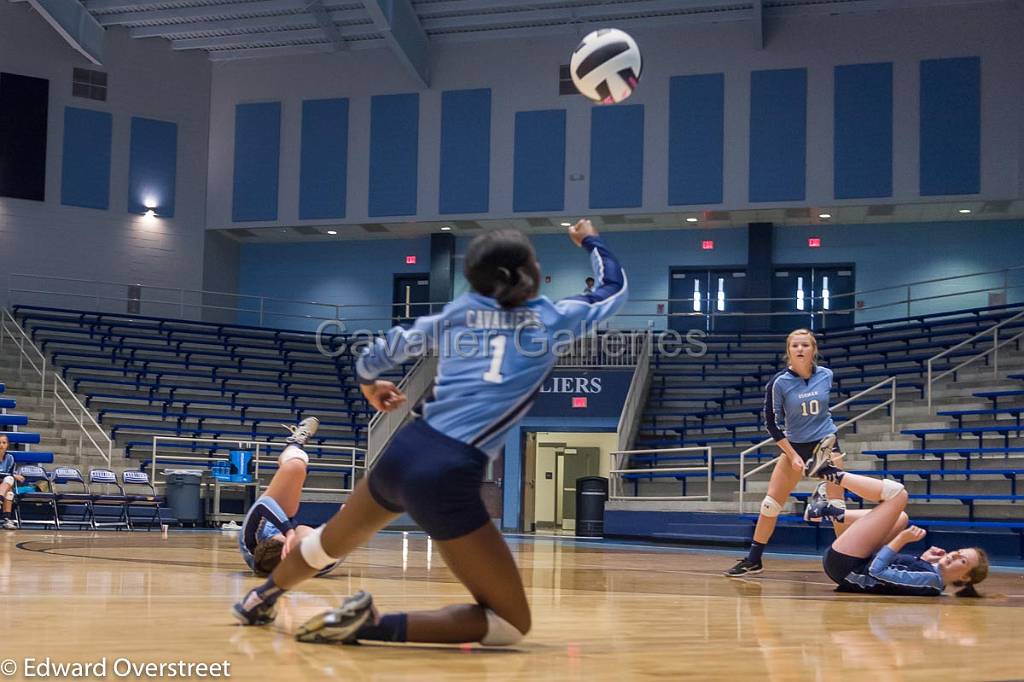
{"left": 207, "top": 42, "right": 337, "bottom": 60}
{"left": 26, "top": 0, "right": 105, "bottom": 64}
{"left": 361, "top": 0, "right": 429, "bottom": 87}
{"left": 94, "top": 0, "right": 307, "bottom": 26}
{"left": 128, "top": 7, "right": 366, "bottom": 37}
{"left": 171, "top": 21, "right": 372, "bottom": 49}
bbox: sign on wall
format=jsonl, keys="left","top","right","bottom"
{"left": 527, "top": 369, "right": 633, "bottom": 419}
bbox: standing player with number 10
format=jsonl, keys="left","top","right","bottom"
{"left": 234, "top": 219, "right": 627, "bottom": 647}
{"left": 726, "top": 329, "right": 848, "bottom": 576}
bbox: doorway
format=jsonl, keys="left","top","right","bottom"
{"left": 669, "top": 267, "right": 748, "bottom": 332}
{"left": 771, "top": 264, "right": 855, "bottom": 331}
{"left": 532, "top": 438, "right": 603, "bottom": 531}
{"left": 392, "top": 274, "right": 430, "bottom": 326}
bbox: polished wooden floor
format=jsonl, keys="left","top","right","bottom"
{"left": 2, "top": 529, "right": 1024, "bottom": 681}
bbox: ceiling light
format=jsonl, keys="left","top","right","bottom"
{"left": 685, "top": 217, "right": 699, "bottom": 223}
{"left": 818, "top": 213, "right": 832, "bottom": 219}
{"left": 326, "top": 230, "right": 337, "bottom": 235}
{"left": 560, "top": 222, "right": 572, "bottom": 227}
{"left": 440, "top": 225, "right": 452, "bottom": 231}
{"left": 958, "top": 208, "right": 972, "bottom": 214}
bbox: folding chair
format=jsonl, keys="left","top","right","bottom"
{"left": 51, "top": 466, "right": 94, "bottom": 528}
{"left": 121, "top": 470, "right": 165, "bottom": 530}
{"left": 89, "top": 469, "right": 130, "bottom": 530}
{"left": 14, "top": 465, "right": 59, "bottom": 528}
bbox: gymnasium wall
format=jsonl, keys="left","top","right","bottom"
{"left": 0, "top": 1, "right": 210, "bottom": 310}
{"left": 208, "top": 3, "right": 1023, "bottom": 229}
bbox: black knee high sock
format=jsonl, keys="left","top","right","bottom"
{"left": 747, "top": 541, "right": 766, "bottom": 564}
{"left": 355, "top": 613, "right": 407, "bottom": 642}
{"left": 250, "top": 576, "right": 286, "bottom": 607}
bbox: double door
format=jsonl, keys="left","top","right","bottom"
{"left": 771, "top": 265, "right": 855, "bottom": 331}
{"left": 668, "top": 268, "right": 748, "bottom": 332}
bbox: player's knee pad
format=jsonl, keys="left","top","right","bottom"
{"left": 4, "top": 490, "right": 13, "bottom": 501}
{"left": 299, "top": 525, "right": 339, "bottom": 570}
{"left": 880, "top": 479, "right": 904, "bottom": 501}
{"left": 480, "top": 609, "right": 525, "bottom": 646}
{"left": 760, "top": 496, "right": 782, "bottom": 518}
{"left": 279, "top": 445, "right": 309, "bottom": 466}
{"left": 2, "top": 475, "right": 14, "bottom": 487}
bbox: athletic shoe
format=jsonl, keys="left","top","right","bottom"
{"left": 804, "top": 433, "right": 837, "bottom": 478}
{"left": 803, "top": 482, "right": 829, "bottom": 522}
{"left": 295, "top": 590, "right": 376, "bottom": 644}
{"left": 284, "top": 416, "right": 320, "bottom": 446}
{"left": 232, "top": 588, "right": 279, "bottom": 626}
{"left": 814, "top": 461, "right": 846, "bottom": 484}
{"left": 2, "top": 518, "right": 17, "bottom": 530}
{"left": 724, "top": 558, "right": 763, "bottom": 577}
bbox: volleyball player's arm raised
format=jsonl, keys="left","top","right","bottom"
{"left": 356, "top": 306, "right": 448, "bottom": 411}
{"left": 553, "top": 220, "right": 628, "bottom": 331}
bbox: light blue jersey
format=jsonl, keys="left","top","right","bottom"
{"left": 764, "top": 365, "right": 837, "bottom": 443}
{"left": 844, "top": 546, "right": 944, "bottom": 596}
{"left": 0, "top": 453, "right": 15, "bottom": 476}
{"left": 356, "top": 236, "right": 627, "bottom": 458}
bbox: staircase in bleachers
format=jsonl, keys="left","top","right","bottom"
{"left": 5, "top": 306, "right": 407, "bottom": 479}
{"left": 610, "top": 305, "right": 1024, "bottom": 555}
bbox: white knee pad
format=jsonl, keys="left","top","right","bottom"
{"left": 2, "top": 475, "right": 13, "bottom": 487}
{"left": 760, "top": 496, "right": 783, "bottom": 518}
{"left": 279, "top": 445, "right": 309, "bottom": 466}
{"left": 4, "top": 490, "right": 13, "bottom": 501}
{"left": 299, "top": 525, "right": 339, "bottom": 570}
{"left": 880, "top": 479, "right": 905, "bottom": 501}
{"left": 480, "top": 609, "right": 525, "bottom": 646}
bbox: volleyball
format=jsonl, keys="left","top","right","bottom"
{"left": 569, "top": 28, "right": 643, "bottom": 104}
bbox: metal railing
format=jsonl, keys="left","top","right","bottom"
{"left": 556, "top": 330, "right": 647, "bottom": 367}
{"left": 366, "top": 354, "right": 438, "bottom": 469}
{"left": 0, "top": 308, "right": 47, "bottom": 399}
{"left": 54, "top": 373, "right": 113, "bottom": 466}
{"left": 616, "top": 331, "right": 652, "bottom": 452}
{"left": 148, "top": 436, "right": 365, "bottom": 496}
{"left": 926, "top": 308, "right": 1024, "bottom": 411}
{"left": 609, "top": 446, "right": 713, "bottom": 502}
{"left": 737, "top": 376, "right": 898, "bottom": 513}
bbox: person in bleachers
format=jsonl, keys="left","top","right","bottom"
{"left": 0, "top": 434, "right": 25, "bottom": 530}
{"left": 238, "top": 417, "right": 338, "bottom": 577}
{"left": 726, "top": 329, "right": 847, "bottom": 576}
{"left": 810, "top": 462, "right": 989, "bottom": 596}
{"left": 582, "top": 276, "right": 595, "bottom": 295}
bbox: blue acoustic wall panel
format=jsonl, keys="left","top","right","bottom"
{"left": 590, "top": 104, "right": 644, "bottom": 209}
{"left": 920, "top": 57, "right": 981, "bottom": 196}
{"left": 749, "top": 68, "right": 807, "bottom": 203}
{"left": 439, "top": 88, "right": 491, "bottom": 214}
{"left": 127, "top": 116, "right": 177, "bottom": 217}
{"left": 834, "top": 63, "right": 893, "bottom": 199}
{"left": 513, "top": 109, "right": 566, "bottom": 212}
{"left": 61, "top": 106, "right": 112, "bottom": 210}
{"left": 668, "top": 74, "right": 724, "bottom": 206}
{"left": 232, "top": 102, "right": 281, "bottom": 222}
{"left": 299, "top": 98, "right": 348, "bottom": 220}
{"left": 368, "top": 93, "right": 419, "bottom": 217}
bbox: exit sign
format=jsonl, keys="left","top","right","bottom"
{"left": 405, "top": 255, "right": 417, "bottom": 264}
{"left": 572, "top": 397, "right": 588, "bottom": 408}
{"left": 808, "top": 237, "right": 821, "bottom": 248}
{"left": 701, "top": 240, "right": 714, "bottom": 250}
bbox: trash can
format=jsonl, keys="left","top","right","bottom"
{"left": 164, "top": 469, "right": 203, "bottom": 525}
{"left": 229, "top": 450, "right": 253, "bottom": 483}
{"left": 575, "top": 476, "right": 609, "bottom": 538}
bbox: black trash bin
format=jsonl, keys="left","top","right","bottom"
{"left": 575, "top": 476, "right": 609, "bottom": 538}
{"left": 165, "top": 470, "right": 203, "bottom": 526}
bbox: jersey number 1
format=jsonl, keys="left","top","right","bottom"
{"left": 483, "top": 336, "right": 507, "bottom": 384}
{"left": 800, "top": 399, "right": 820, "bottom": 416}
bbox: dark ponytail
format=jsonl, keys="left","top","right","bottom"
{"left": 465, "top": 229, "right": 541, "bottom": 309}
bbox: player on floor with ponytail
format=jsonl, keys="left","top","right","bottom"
{"left": 725, "top": 329, "right": 847, "bottom": 576}
{"left": 232, "top": 219, "right": 627, "bottom": 646}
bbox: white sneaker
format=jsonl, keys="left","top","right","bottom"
{"left": 283, "top": 416, "right": 320, "bottom": 446}
{"left": 3, "top": 518, "right": 18, "bottom": 530}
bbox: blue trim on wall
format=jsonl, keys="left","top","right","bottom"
{"left": 439, "top": 88, "right": 490, "bottom": 215}
{"left": 834, "top": 63, "right": 893, "bottom": 199}
{"left": 513, "top": 109, "right": 566, "bottom": 213}
{"left": 668, "top": 74, "right": 724, "bottom": 206}
{"left": 369, "top": 93, "right": 419, "bottom": 217}
{"left": 299, "top": 98, "right": 348, "bottom": 220}
{"left": 232, "top": 102, "right": 281, "bottom": 222}
{"left": 749, "top": 68, "right": 807, "bottom": 203}
{"left": 127, "top": 116, "right": 177, "bottom": 217}
{"left": 589, "top": 104, "right": 644, "bottom": 209}
{"left": 61, "top": 107, "right": 111, "bottom": 210}
{"left": 920, "top": 57, "right": 981, "bottom": 196}
{"left": 501, "top": 417, "right": 618, "bottom": 531}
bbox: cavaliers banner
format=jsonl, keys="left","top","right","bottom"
{"left": 527, "top": 369, "right": 634, "bottom": 419}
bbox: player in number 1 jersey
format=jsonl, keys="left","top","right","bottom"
{"left": 234, "top": 220, "right": 627, "bottom": 647}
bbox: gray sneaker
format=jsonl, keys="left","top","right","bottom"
{"left": 2, "top": 518, "right": 17, "bottom": 530}
{"left": 295, "top": 590, "right": 376, "bottom": 644}
{"left": 804, "top": 434, "right": 837, "bottom": 478}
{"left": 803, "top": 482, "right": 829, "bottom": 522}
{"left": 284, "top": 416, "right": 320, "bottom": 446}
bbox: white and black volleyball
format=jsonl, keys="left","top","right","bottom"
{"left": 569, "top": 28, "right": 643, "bottom": 104}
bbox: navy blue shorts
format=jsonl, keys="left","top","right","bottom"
{"left": 790, "top": 437, "right": 841, "bottom": 460}
{"left": 367, "top": 418, "right": 491, "bottom": 541}
{"left": 823, "top": 547, "right": 869, "bottom": 589}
